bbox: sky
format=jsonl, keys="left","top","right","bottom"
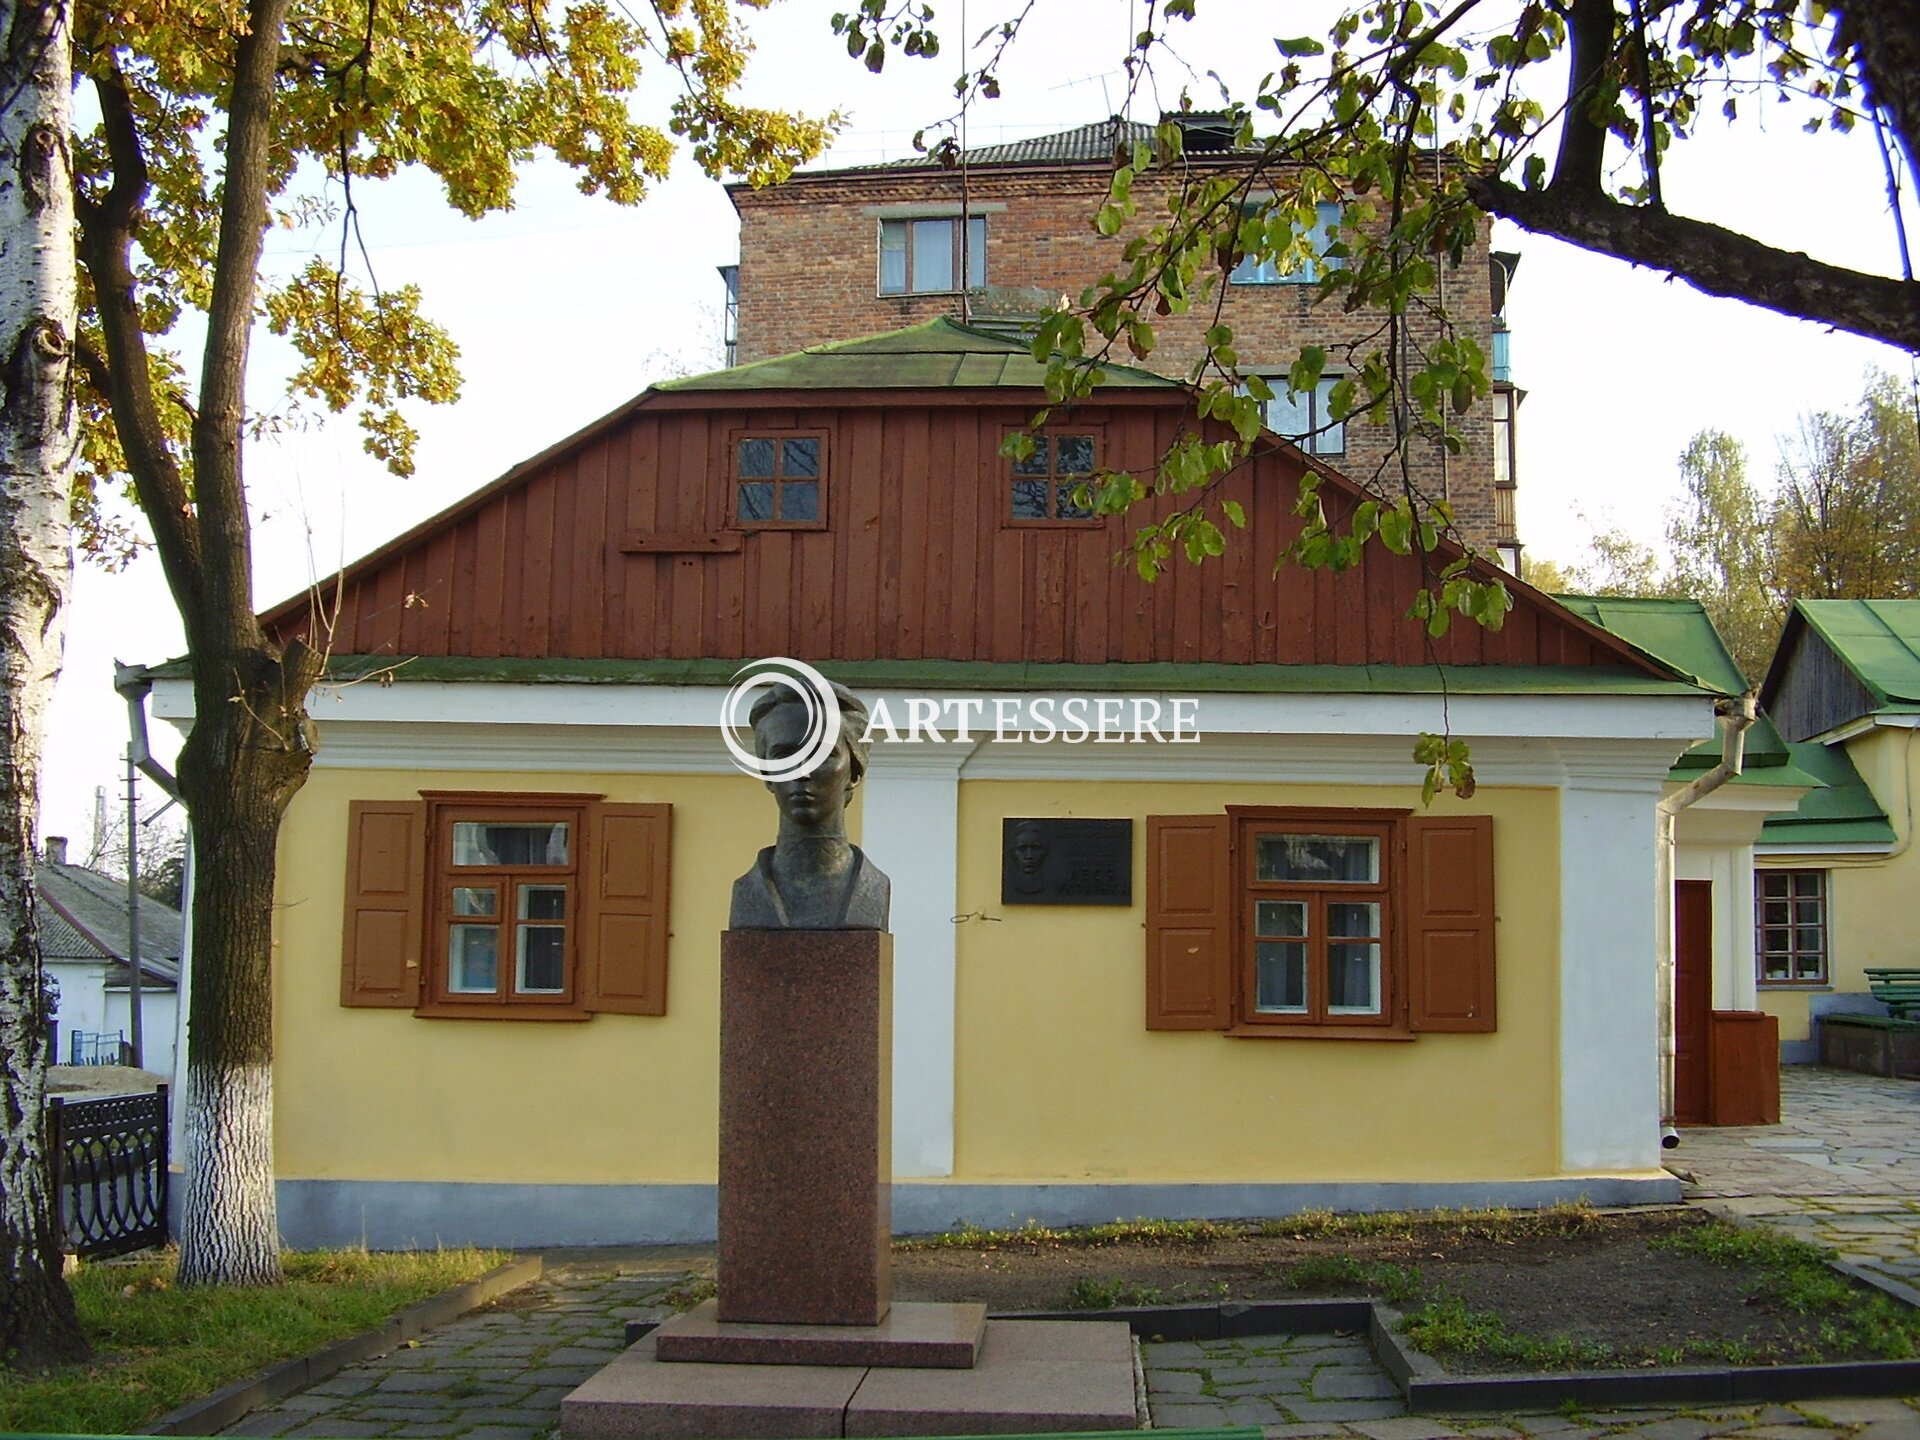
{"left": 36, "top": 0, "right": 1920, "bottom": 853}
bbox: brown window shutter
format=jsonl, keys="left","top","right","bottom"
{"left": 341, "top": 800, "right": 427, "bottom": 1008}
{"left": 1406, "top": 814, "right": 1496, "bottom": 1032}
{"left": 583, "top": 803, "right": 672, "bottom": 1016}
{"left": 1145, "top": 814, "right": 1232, "bottom": 1030}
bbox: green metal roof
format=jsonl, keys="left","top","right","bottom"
{"left": 1758, "top": 740, "right": 1896, "bottom": 848}
{"left": 1552, "top": 595, "right": 1746, "bottom": 696}
{"left": 1790, "top": 599, "right": 1920, "bottom": 709}
{"left": 1552, "top": 594, "right": 1803, "bottom": 786}
{"left": 140, "top": 654, "right": 1714, "bottom": 696}
{"left": 651, "top": 318, "right": 1185, "bottom": 395}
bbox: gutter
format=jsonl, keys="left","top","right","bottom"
{"left": 1653, "top": 691, "right": 1757, "bottom": 1148}
{"left": 114, "top": 661, "right": 179, "bottom": 798}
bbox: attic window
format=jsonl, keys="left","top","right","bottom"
{"left": 1008, "top": 431, "right": 1099, "bottom": 525}
{"left": 731, "top": 432, "right": 827, "bottom": 528}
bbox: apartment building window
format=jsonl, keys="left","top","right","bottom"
{"left": 1231, "top": 201, "right": 1342, "bottom": 285}
{"left": 1756, "top": 869, "right": 1828, "bottom": 985}
{"left": 879, "top": 216, "right": 987, "bottom": 295}
{"left": 1249, "top": 375, "right": 1345, "bottom": 456}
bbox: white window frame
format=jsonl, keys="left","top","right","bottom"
{"left": 1755, "top": 868, "right": 1829, "bottom": 986}
{"left": 879, "top": 215, "right": 987, "bottom": 295}
{"left": 1231, "top": 201, "right": 1342, "bottom": 286}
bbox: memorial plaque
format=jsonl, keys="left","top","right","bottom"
{"left": 1000, "top": 818, "right": 1132, "bottom": 905}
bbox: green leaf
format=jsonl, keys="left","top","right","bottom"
{"left": 1276, "top": 35, "right": 1326, "bottom": 56}
{"left": 1221, "top": 499, "right": 1246, "bottom": 529}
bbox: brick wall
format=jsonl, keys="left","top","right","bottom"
{"left": 731, "top": 162, "right": 1514, "bottom": 552}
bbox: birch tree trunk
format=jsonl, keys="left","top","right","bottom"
{"left": 0, "top": 0, "right": 89, "bottom": 1368}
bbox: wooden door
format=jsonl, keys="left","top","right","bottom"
{"left": 1673, "top": 880, "right": 1713, "bottom": 1126}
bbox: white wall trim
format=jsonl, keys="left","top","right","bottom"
{"left": 1560, "top": 770, "right": 1664, "bottom": 1172}
{"left": 859, "top": 743, "right": 978, "bottom": 1179}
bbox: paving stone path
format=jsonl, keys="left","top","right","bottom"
{"left": 219, "top": 1261, "right": 695, "bottom": 1440}
{"left": 1677, "top": 1067, "right": 1920, "bottom": 1299}
{"left": 1139, "top": 1333, "right": 1920, "bottom": 1438}
{"left": 219, "top": 1066, "right": 1920, "bottom": 1440}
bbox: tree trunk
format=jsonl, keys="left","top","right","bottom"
{"left": 173, "top": 639, "right": 320, "bottom": 1288}
{"left": 0, "top": 0, "right": 90, "bottom": 1368}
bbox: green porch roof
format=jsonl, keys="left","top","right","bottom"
{"left": 651, "top": 318, "right": 1185, "bottom": 394}
{"left": 1790, "top": 598, "right": 1920, "bottom": 710}
{"left": 1758, "top": 740, "right": 1896, "bottom": 849}
{"left": 1552, "top": 594, "right": 1798, "bottom": 785}
{"left": 142, "top": 654, "right": 1716, "bottom": 696}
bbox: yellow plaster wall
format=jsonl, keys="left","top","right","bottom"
{"left": 947, "top": 781, "right": 1563, "bottom": 1183}
{"left": 1758, "top": 725, "right": 1920, "bottom": 1044}
{"left": 272, "top": 766, "right": 785, "bottom": 1184}
{"left": 278, "top": 770, "right": 1564, "bottom": 1187}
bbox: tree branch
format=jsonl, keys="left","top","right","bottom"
{"left": 1467, "top": 172, "right": 1920, "bottom": 352}
{"left": 73, "top": 70, "right": 204, "bottom": 595}
{"left": 191, "top": 0, "right": 296, "bottom": 656}
{"left": 1551, "top": 0, "right": 1617, "bottom": 197}
{"left": 1832, "top": 2, "right": 1920, "bottom": 175}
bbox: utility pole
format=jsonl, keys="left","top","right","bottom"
{"left": 125, "top": 747, "right": 143, "bottom": 1069}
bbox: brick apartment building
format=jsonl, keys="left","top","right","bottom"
{"left": 724, "top": 115, "right": 1523, "bottom": 563}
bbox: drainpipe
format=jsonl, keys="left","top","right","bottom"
{"left": 1654, "top": 690, "right": 1757, "bottom": 1149}
{"left": 113, "top": 662, "right": 180, "bottom": 798}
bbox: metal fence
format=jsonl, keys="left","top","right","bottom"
{"left": 67, "top": 1030, "right": 132, "bottom": 1066}
{"left": 46, "top": 1086, "right": 170, "bottom": 1258}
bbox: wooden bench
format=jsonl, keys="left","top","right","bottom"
{"left": 1864, "top": 967, "right": 1920, "bottom": 1019}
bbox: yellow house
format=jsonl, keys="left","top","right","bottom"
{"left": 1755, "top": 599, "right": 1917, "bottom": 1063}
{"left": 141, "top": 325, "right": 1726, "bottom": 1246}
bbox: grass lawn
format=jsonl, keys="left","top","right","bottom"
{"left": 0, "top": 1247, "right": 506, "bottom": 1436}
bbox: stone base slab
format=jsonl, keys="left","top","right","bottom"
{"left": 560, "top": 1320, "right": 1136, "bottom": 1439}
{"left": 653, "top": 1299, "right": 987, "bottom": 1369}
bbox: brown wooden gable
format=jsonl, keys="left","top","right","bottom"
{"left": 262, "top": 389, "right": 1669, "bottom": 676}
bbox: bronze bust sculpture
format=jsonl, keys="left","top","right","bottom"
{"left": 730, "top": 680, "right": 891, "bottom": 930}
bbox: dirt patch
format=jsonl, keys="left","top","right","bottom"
{"left": 47, "top": 1065, "right": 167, "bottom": 1097}
{"left": 888, "top": 1208, "right": 1918, "bottom": 1369}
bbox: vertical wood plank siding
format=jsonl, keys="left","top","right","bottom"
{"left": 270, "top": 402, "right": 1630, "bottom": 670}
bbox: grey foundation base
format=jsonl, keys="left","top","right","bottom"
{"left": 272, "top": 1176, "right": 1680, "bottom": 1251}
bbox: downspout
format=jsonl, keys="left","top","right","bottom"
{"left": 1654, "top": 690, "right": 1757, "bottom": 1149}
{"left": 113, "top": 662, "right": 179, "bottom": 798}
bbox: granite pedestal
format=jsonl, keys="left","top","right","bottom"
{"left": 717, "top": 929, "right": 891, "bottom": 1326}
{"left": 560, "top": 1320, "right": 1139, "bottom": 1439}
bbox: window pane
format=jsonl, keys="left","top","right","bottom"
{"left": 738, "top": 437, "right": 775, "bottom": 478}
{"left": 1328, "top": 902, "right": 1380, "bottom": 939}
{"left": 1794, "top": 899, "right": 1821, "bottom": 924}
{"left": 520, "top": 885, "right": 567, "bottom": 920}
{"left": 1010, "top": 478, "right": 1050, "bottom": 520}
{"left": 965, "top": 215, "right": 987, "bottom": 287}
{"left": 1327, "top": 942, "right": 1381, "bottom": 1014}
{"left": 879, "top": 220, "right": 907, "bottom": 293}
{"left": 1056, "top": 479, "right": 1093, "bottom": 520}
{"left": 452, "top": 886, "right": 496, "bottom": 917}
{"left": 1255, "top": 900, "right": 1306, "bottom": 937}
{"left": 453, "top": 822, "right": 569, "bottom": 867}
{"left": 1760, "top": 873, "right": 1791, "bottom": 899}
{"left": 781, "top": 438, "right": 820, "bottom": 478}
{"left": 1763, "top": 956, "right": 1790, "bottom": 981}
{"left": 1795, "top": 954, "right": 1823, "bottom": 981}
{"left": 516, "top": 926, "right": 566, "bottom": 994}
{"left": 1262, "top": 387, "right": 1311, "bottom": 440}
{"left": 1314, "top": 378, "right": 1346, "bottom": 455}
{"left": 1256, "top": 834, "right": 1378, "bottom": 883}
{"left": 1055, "top": 435, "right": 1096, "bottom": 474}
{"left": 780, "top": 481, "right": 820, "bottom": 522}
{"left": 911, "top": 218, "right": 955, "bottom": 292}
{"left": 1761, "top": 900, "right": 1789, "bottom": 927}
{"left": 1795, "top": 925, "right": 1823, "bottom": 954}
{"left": 1793, "top": 872, "right": 1821, "bottom": 898}
{"left": 449, "top": 925, "right": 498, "bottom": 993}
{"left": 738, "top": 482, "right": 775, "bottom": 521}
{"left": 1254, "top": 941, "right": 1307, "bottom": 1013}
{"left": 1012, "top": 435, "right": 1050, "bottom": 476}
